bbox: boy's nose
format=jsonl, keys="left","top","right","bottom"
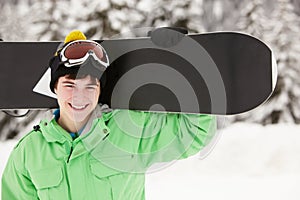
{"left": 71, "top": 88, "right": 86, "bottom": 98}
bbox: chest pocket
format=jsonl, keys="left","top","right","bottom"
{"left": 90, "top": 159, "right": 122, "bottom": 178}
{"left": 89, "top": 160, "right": 145, "bottom": 200}
{"left": 29, "top": 165, "right": 63, "bottom": 200}
{"left": 89, "top": 159, "right": 123, "bottom": 200}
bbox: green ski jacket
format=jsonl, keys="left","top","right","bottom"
{"left": 2, "top": 109, "right": 216, "bottom": 200}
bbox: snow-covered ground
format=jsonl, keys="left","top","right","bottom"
{"left": 1, "top": 123, "right": 300, "bottom": 199}
{"left": 146, "top": 123, "right": 300, "bottom": 199}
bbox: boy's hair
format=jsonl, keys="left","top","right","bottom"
{"left": 65, "top": 74, "right": 99, "bottom": 83}
{"left": 53, "top": 74, "right": 100, "bottom": 90}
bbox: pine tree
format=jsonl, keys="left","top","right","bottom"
{"left": 0, "top": 3, "right": 31, "bottom": 41}
{"left": 201, "top": 0, "right": 247, "bottom": 31}
{"left": 135, "top": 0, "right": 205, "bottom": 33}
{"left": 236, "top": 0, "right": 267, "bottom": 38}
{"left": 27, "top": 0, "right": 208, "bottom": 40}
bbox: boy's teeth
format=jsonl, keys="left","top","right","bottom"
{"left": 71, "top": 104, "right": 86, "bottom": 109}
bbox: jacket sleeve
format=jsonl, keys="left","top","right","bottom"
{"left": 1, "top": 146, "right": 38, "bottom": 200}
{"left": 102, "top": 110, "right": 217, "bottom": 168}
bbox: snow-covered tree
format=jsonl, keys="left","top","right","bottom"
{"left": 0, "top": 3, "right": 31, "bottom": 41}
{"left": 201, "top": 0, "right": 247, "bottom": 31}
{"left": 236, "top": 0, "right": 268, "bottom": 38}
{"left": 27, "top": 0, "right": 208, "bottom": 40}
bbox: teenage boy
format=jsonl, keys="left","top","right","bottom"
{"left": 2, "top": 30, "right": 217, "bottom": 200}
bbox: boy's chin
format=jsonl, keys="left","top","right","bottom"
{"left": 69, "top": 113, "right": 91, "bottom": 124}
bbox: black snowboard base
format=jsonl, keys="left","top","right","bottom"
{"left": 0, "top": 31, "right": 276, "bottom": 115}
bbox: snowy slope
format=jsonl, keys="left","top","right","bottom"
{"left": 1, "top": 123, "right": 300, "bottom": 199}
{"left": 146, "top": 123, "right": 300, "bottom": 200}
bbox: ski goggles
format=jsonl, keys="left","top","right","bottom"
{"left": 59, "top": 40, "right": 109, "bottom": 68}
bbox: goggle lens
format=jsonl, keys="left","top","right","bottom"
{"left": 60, "top": 40, "right": 109, "bottom": 66}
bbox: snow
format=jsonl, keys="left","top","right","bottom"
{"left": 1, "top": 123, "right": 300, "bottom": 199}
{"left": 0, "top": 140, "right": 16, "bottom": 183}
{"left": 1, "top": 0, "right": 300, "bottom": 199}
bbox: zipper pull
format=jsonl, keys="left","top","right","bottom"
{"left": 67, "top": 146, "right": 73, "bottom": 163}
{"left": 102, "top": 133, "right": 110, "bottom": 140}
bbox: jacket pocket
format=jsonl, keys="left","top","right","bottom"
{"left": 89, "top": 160, "right": 123, "bottom": 200}
{"left": 90, "top": 160, "right": 145, "bottom": 200}
{"left": 90, "top": 159, "right": 121, "bottom": 178}
{"left": 29, "top": 165, "right": 63, "bottom": 200}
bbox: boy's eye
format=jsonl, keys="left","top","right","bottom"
{"left": 86, "top": 86, "right": 96, "bottom": 90}
{"left": 64, "top": 84, "right": 74, "bottom": 88}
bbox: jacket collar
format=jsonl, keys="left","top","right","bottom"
{"left": 39, "top": 104, "right": 112, "bottom": 144}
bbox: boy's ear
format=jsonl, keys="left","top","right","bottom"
{"left": 54, "top": 81, "right": 58, "bottom": 94}
{"left": 53, "top": 76, "right": 61, "bottom": 94}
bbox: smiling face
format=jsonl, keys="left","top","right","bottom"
{"left": 54, "top": 74, "right": 100, "bottom": 132}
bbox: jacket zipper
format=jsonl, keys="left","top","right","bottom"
{"left": 102, "top": 133, "right": 110, "bottom": 140}
{"left": 67, "top": 146, "right": 73, "bottom": 163}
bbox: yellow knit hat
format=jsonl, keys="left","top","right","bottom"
{"left": 64, "top": 30, "right": 87, "bottom": 44}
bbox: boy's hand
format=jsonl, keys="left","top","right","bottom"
{"left": 148, "top": 27, "right": 188, "bottom": 48}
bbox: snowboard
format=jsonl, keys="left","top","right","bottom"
{"left": 0, "top": 30, "right": 276, "bottom": 115}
